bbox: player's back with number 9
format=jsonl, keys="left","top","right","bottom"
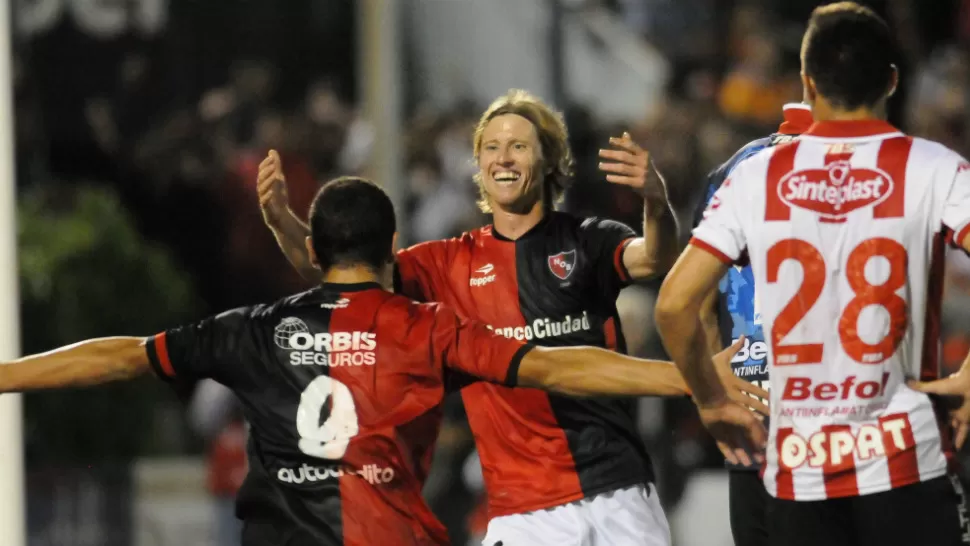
{"left": 694, "top": 118, "right": 970, "bottom": 501}
{"left": 147, "top": 276, "right": 530, "bottom": 546}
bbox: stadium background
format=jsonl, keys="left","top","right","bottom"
{"left": 9, "top": 0, "right": 970, "bottom": 544}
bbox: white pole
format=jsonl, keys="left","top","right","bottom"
{"left": 359, "top": 0, "right": 406, "bottom": 242}
{"left": 0, "top": 0, "right": 26, "bottom": 543}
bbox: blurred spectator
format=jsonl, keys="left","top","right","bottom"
{"left": 717, "top": 11, "right": 801, "bottom": 130}
{"left": 189, "top": 381, "right": 248, "bottom": 546}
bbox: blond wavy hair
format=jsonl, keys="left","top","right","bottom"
{"left": 471, "top": 89, "right": 575, "bottom": 213}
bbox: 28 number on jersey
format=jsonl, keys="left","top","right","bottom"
{"left": 767, "top": 237, "right": 908, "bottom": 366}
{"left": 296, "top": 376, "right": 360, "bottom": 459}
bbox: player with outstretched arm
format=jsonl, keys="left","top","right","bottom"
{"left": 0, "top": 177, "right": 764, "bottom": 546}
{"left": 260, "top": 90, "right": 686, "bottom": 545}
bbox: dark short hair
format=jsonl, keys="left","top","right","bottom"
{"left": 801, "top": 2, "right": 897, "bottom": 110}
{"left": 308, "top": 177, "right": 396, "bottom": 271}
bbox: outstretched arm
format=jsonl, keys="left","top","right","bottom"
{"left": 0, "top": 337, "right": 151, "bottom": 393}
{"left": 515, "top": 338, "right": 767, "bottom": 415}
{"left": 599, "top": 132, "right": 680, "bottom": 279}
{"left": 257, "top": 150, "right": 317, "bottom": 280}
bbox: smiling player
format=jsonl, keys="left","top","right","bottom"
{"left": 260, "top": 89, "right": 684, "bottom": 545}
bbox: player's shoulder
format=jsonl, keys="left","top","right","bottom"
{"left": 706, "top": 135, "right": 781, "bottom": 192}
{"left": 570, "top": 212, "right": 635, "bottom": 236}
{"left": 719, "top": 136, "right": 775, "bottom": 175}
{"left": 373, "top": 294, "right": 454, "bottom": 335}
{"left": 908, "top": 136, "right": 967, "bottom": 166}
{"left": 401, "top": 230, "right": 479, "bottom": 257}
{"left": 259, "top": 287, "right": 323, "bottom": 315}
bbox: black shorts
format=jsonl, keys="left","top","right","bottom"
{"left": 767, "top": 474, "right": 970, "bottom": 546}
{"left": 729, "top": 470, "right": 772, "bottom": 546}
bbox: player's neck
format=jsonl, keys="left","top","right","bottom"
{"left": 811, "top": 98, "right": 886, "bottom": 123}
{"left": 320, "top": 265, "right": 387, "bottom": 288}
{"left": 490, "top": 199, "right": 547, "bottom": 241}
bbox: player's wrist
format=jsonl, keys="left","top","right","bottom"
{"left": 263, "top": 205, "right": 294, "bottom": 229}
{"left": 693, "top": 391, "right": 730, "bottom": 411}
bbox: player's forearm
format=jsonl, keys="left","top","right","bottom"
{"left": 0, "top": 337, "right": 150, "bottom": 393}
{"left": 267, "top": 208, "right": 317, "bottom": 281}
{"left": 699, "top": 290, "right": 723, "bottom": 355}
{"left": 519, "top": 346, "right": 689, "bottom": 397}
{"left": 643, "top": 196, "right": 680, "bottom": 273}
{"left": 625, "top": 200, "right": 680, "bottom": 280}
{"left": 655, "top": 302, "right": 728, "bottom": 407}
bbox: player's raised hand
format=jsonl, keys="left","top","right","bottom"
{"left": 257, "top": 149, "right": 291, "bottom": 227}
{"left": 697, "top": 400, "right": 768, "bottom": 467}
{"left": 598, "top": 132, "right": 669, "bottom": 209}
{"left": 714, "top": 336, "right": 770, "bottom": 416}
{"left": 908, "top": 372, "right": 970, "bottom": 449}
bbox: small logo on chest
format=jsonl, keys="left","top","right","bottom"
{"left": 548, "top": 250, "right": 577, "bottom": 280}
{"left": 470, "top": 263, "right": 497, "bottom": 287}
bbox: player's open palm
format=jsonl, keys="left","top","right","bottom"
{"left": 257, "top": 149, "right": 291, "bottom": 226}
{"left": 598, "top": 132, "right": 669, "bottom": 210}
{"left": 714, "top": 336, "right": 770, "bottom": 416}
{"left": 909, "top": 372, "right": 970, "bottom": 449}
{"left": 698, "top": 400, "right": 768, "bottom": 467}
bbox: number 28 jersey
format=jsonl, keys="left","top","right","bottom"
{"left": 145, "top": 282, "right": 532, "bottom": 546}
{"left": 692, "top": 119, "right": 970, "bottom": 501}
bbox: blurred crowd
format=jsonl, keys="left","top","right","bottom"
{"left": 13, "top": 0, "right": 970, "bottom": 544}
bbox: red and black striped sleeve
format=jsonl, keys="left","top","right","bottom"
{"left": 427, "top": 303, "right": 534, "bottom": 387}
{"left": 579, "top": 217, "right": 637, "bottom": 291}
{"left": 146, "top": 306, "right": 255, "bottom": 383}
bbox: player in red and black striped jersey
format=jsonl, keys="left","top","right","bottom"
{"left": 0, "top": 178, "right": 764, "bottom": 546}
{"left": 261, "top": 90, "right": 690, "bottom": 545}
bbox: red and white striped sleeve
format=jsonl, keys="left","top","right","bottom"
{"left": 690, "top": 165, "right": 752, "bottom": 264}
{"left": 942, "top": 155, "right": 970, "bottom": 250}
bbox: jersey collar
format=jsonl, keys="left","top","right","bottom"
{"left": 802, "top": 119, "right": 902, "bottom": 139}
{"left": 489, "top": 213, "right": 552, "bottom": 242}
{"left": 777, "top": 103, "right": 813, "bottom": 135}
{"left": 319, "top": 281, "right": 383, "bottom": 292}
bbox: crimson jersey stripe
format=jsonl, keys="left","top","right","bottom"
{"left": 922, "top": 231, "right": 946, "bottom": 381}
{"left": 821, "top": 424, "right": 859, "bottom": 498}
{"left": 873, "top": 137, "right": 913, "bottom": 219}
{"left": 879, "top": 413, "right": 920, "bottom": 488}
{"left": 923, "top": 231, "right": 956, "bottom": 466}
{"left": 614, "top": 238, "right": 634, "bottom": 282}
{"left": 957, "top": 223, "right": 970, "bottom": 248}
{"left": 460, "top": 235, "right": 585, "bottom": 517}
{"left": 765, "top": 141, "right": 800, "bottom": 221}
{"left": 603, "top": 317, "right": 617, "bottom": 352}
{"left": 689, "top": 237, "right": 733, "bottom": 264}
{"left": 775, "top": 427, "right": 796, "bottom": 499}
{"left": 815, "top": 146, "right": 855, "bottom": 225}
{"left": 153, "top": 333, "right": 175, "bottom": 378}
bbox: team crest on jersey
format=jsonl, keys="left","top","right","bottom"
{"left": 779, "top": 160, "right": 893, "bottom": 219}
{"left": 548, "top": 250, "right": 576, "bottom": 280}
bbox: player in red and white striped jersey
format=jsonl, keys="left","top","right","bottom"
{"left": 656, "top": 3, "right": 970, "bottom": 545}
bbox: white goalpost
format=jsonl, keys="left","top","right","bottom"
{"left": 0, "top": 0, "right": 26, "bottom": 543}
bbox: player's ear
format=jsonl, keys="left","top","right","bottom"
{"left": 887, "top": 64, "right": 899, "bottom": 98}
{"left": 801, "top": 71, "right": 817, "bottom": 105}
{"left": 305, "top": 236, "right": 320, "bottom": 269}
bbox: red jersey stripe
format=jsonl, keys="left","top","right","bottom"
{"left": 153, "top": 333, "right": 175, "bottom": 378}
{"left": 765, "top": 141, "right": 800, "bottom": 221}
{"left": 873, "top": 137, "right": 913, "bottom": 219}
